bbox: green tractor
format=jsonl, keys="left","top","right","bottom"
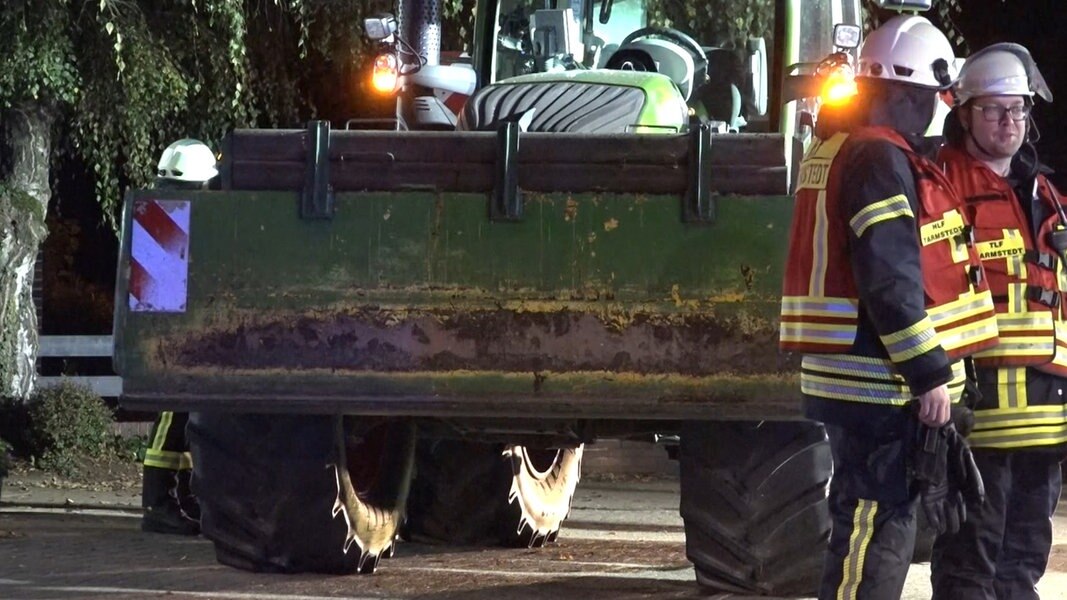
{"left": 111, "top": 0, "right": 930, "bottom": 595}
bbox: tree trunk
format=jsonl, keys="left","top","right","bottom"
{"left": 0, "top": 106, "right": 52, "bottom": 400}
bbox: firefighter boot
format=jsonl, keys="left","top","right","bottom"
{"left": 141, "top": 466, "right": 200, "bottom": 535}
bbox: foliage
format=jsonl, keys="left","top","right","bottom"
{"left": 1, "top": 1, "right": 381, "bottom": 231}
{"left": 23, "top": 382, "right": 115, "bottom": 477}
{"left": 862, "top": 0, "right": 967, "bottom": 53}
{"left": 0, "top": 436, "right": 12, "bottom": 477}
{"left": 645, "top": 0, "right": 774, "bottom": 52}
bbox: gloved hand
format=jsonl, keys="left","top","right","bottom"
{"left": 913, "top": 422, "right": 983, "bottom": 535}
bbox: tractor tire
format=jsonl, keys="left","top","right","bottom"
{"left": 679, "top": 420, "right": 832, "bottom": 596}
{"left": 187, "top": 413, "right": 415, "bottom": 574}
{"left": 404, "top": 439, "right": 582, "bottom": 547}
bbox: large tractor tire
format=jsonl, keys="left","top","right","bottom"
{"left": 404, "top": 439, "right": 582, "bottom": 547}
{"left": 187, "top": 413, "right": 415, "bottom": 574}
{"left": 679, "top": 420, "right": 832, "bottom": 596}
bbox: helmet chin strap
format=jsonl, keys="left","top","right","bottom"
{"left": 966, "top": 126, "right": 1000, "bottom": 161}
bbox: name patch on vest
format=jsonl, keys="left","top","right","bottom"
{"left": 976, "top": 231, "right": 1025, "bottom": 261}
{"left": 921, "top": 209, "right": 966, "bottom": 246}
{"left": 796, "top": 133, "right": 848, "bottom": 191}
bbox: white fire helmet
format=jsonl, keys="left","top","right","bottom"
{"left": 856, "top": 15, "right": 956, "bottom": 90}
{"left": 157, "top": 138, "right": 218, "bottom": 183}
{"left": 954, "top": 42, "right": 1053, "bottom": 106}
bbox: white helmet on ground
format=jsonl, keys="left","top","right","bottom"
{"left": 856, "top": 15, "right": 955, "bottom": 89}
{"left": 157, "top": 139, "right": 218, "bottom": 183}
{"left": 954, "top": 42, "right": 1052, "bottom": 105}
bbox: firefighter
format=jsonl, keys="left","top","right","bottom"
{"left": 931, "top": 43, "right": 1066, "bottom": 600}
{"left": 140, "top": 139, "right": 217, "bottom": 535}
{"left": 780, "top": 15, "right": 996, "bottom": 599}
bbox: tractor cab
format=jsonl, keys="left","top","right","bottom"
{"left": 370, "top": 0, "right": 864, "bottom": 136}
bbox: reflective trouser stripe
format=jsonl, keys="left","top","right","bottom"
{"left": 149, "top": 411, "right": 172, "bottom": 451}
{"left": 143, "top": 411, "right": 193, "bottom": 471}
{"left": 144, "top": 448, "right": 193, "bottom": 470}
{"left": 837, "top": 499, "right": 878, "bottom": 600}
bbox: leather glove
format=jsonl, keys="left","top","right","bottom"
{"left": 944, "top": 421, "right": 984, "bottom": 506}
{"left": 913, "top": 422, "right": 976, "bottom": 535}
{"left": 949, "top": 403, "right": 975, "bottom": 438}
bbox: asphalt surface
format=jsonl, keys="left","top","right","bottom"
{"left": 1, "top": 475, "right": 1065, "bottom": 600}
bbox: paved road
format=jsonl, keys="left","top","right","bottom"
{"left": 1, "top": 477, "right": 1065, "bottom": 599}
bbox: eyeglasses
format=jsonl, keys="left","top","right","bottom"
{"left": 973, "top": 104, "right": 1030, "bottom": 122}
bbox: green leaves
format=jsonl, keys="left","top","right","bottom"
{"left": 644, "top": 0, "right": 774, "bottom": 52}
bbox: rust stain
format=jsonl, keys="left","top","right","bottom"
{"left": 162, "top": 305, "right": 787, "bottom": 377}
{"left": 563, "top": 198, "right": 578, "bottom": 222}
{"left": 740, "top": 264, "right": 755, "bottom": 290}
{"left": 603, "top": 218, "right": 619, "bottom": 232}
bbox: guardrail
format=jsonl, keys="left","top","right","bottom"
{"left": 37, "top": 335, "right": 122, "bottom": 398}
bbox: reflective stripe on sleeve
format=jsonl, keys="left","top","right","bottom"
{"left": 880, "top": 316, "right": 940, "bottom": 362}
{"left": 849, "top": 194, "right": 914, "bottom": 238}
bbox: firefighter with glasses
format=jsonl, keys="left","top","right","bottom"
{"left": 932, "top": 42, "right": 1067, "bottom": 600}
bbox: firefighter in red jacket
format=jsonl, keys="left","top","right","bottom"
{"left": 141, "top": 139, "right": 217, "bottom": 535}
{"left": 931, "top": 43, "right": 1066, "bottom": 600}
{"left": 781, "top": 15, "right": 994, "bottom": 599}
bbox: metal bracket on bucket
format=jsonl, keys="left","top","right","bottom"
{"left": 490, "top": 116, "right": 526, "bottom": 222}
{"left": 683, "top": 124, "right": 715, "bottom": 224}
{"left": 301, "top": 120, "right": 335, "bottom": 220}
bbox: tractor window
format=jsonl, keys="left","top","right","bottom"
{"left": 591, "top": 0, "right": 645, "bottom": 59}
{"left": 797, "top": 0, "right": 861, "bottom": 66}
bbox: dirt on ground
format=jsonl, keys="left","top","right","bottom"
{"left": 5, "top": 454, "right": 141, "bottom": 495}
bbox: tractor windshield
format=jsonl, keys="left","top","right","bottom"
{"left": 488, "top": 0, "right": 860, "bottom": 131}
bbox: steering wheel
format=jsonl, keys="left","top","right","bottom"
{"left": 618, "top": 27, "right": 709, "bottom": 85}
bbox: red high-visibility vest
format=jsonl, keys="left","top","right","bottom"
{"left": 781, "top": 127, "right": 998, "bottom": 360}
{"left": 940, "top": 144, "right": 1067, "bottom": 377}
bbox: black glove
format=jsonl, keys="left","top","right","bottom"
{"left": 944, "top": 421, "right": 984, "bottom": 506}
{"left": 913, "top": 422, "right": 982, "bottom": 535}
{"left": 950, "top": 403, "right": 975, "bottom": 438}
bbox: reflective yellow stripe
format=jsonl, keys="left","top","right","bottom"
{"left": 974, "top": 311, "right": 1055, "bottom": 361}
{"left": 936, "top": 319, "right": 999, "bottom": 353}
{"left": 997, "top": 367, "right": 1027, "bottom": 410}
{"left": 973, "top": 406, "right": 1067, "bottom": 430}
{"left": 797, "top": 132, "right": 849, "bottom": 191}
{"left": 802, "top": 356, "right": 966, "bottom": 405}
{"left": 144, "top": 411, "right": 192, "bottom": 470}
{"left": 850, "top": 194, "right": 914, "bottom": 238}
{"left": 781, "top": 296, "right": 859, "bottom": 318}
{"left": 920, "top": 209, "right": 966, "bottom": 246}
{"left": 837, "top": 499, "right": 877, "bottom": 600}
{"left": 927, "top": 290, "right": 998, "bottom": 353}
{"left": 144, "top": 449, "right": 193, "bottom": 471}
{"left": 780, "top": 322, "right": 857, "bottom": 345}
{"left": 149, "top": 411, "right": 173, "bottom": 452}
{"left": 969, "top": 426, "right": 1067, "bottom": 449}
{"left": 996, "top": 312, "right": 1055, "bottom": 330}
{"left": 880, "top": 316, "right": 940, "bottom": 362}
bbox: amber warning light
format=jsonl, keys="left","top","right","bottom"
{"left": 372, "top": 53, "right": 399, "bottom": 94}
{"left": 821, "top": 65, "right": 858, "bottom": 106}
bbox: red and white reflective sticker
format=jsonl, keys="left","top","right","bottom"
{"left": 129, "top": 199, "right": 190, "bottom": 313}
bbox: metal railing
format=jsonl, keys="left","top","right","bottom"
{"left": 37, "top": 335, "right": 122, "bottom": 398}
